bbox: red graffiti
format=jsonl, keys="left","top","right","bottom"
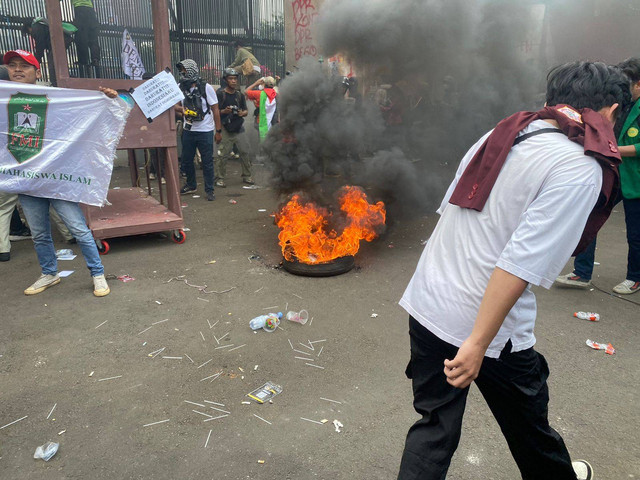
{"left": 292, "top": 0, "right": 318, "bottom": 60}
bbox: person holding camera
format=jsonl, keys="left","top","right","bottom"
{"left": 215, "top": 68, "right": 253, "bottom": 188}
{"left": 175, "top": 59, "right": 222, "bottom": 201}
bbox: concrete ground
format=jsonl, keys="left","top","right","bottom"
{"left": 1, "top": 160, "right": 639, "bottom": 480}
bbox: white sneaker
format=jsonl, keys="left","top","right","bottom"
{"left": 555, "top": 273, "right": 591, "bottom": 288}
{"left": 149, "top": 172, "right": 157, "bottom": 180}
{"left": 93, "top": 274, "right": 110, "bottom": 297}
{"left": 24, "top": 274, "right": 60, "bottom": 295}
{"left": 612, "top": 279, "right": 640, "bottom": 295}
{"left": 572, "top": 460, "right": 594, "bottom": 480}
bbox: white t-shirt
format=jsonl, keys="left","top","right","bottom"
{"left": 182, "top": 83, "right": 218, "bottom": 132}
{"left": 399, "top": 120, "right": 603, "bottom": 358}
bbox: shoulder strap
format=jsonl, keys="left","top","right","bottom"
{"left": 513, "top": 127, "right": 564, "bottom": 146}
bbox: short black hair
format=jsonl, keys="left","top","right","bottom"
{"left": 233, "top": 40, "right": 243, "bottom": 48}
{"left": 546, "top": 61, "right": 631, "bottom": 112}
{"left": 617, "top": 57, "right": 640, "bottom": 84}
{"left": 21, "top": 18, "right": 34, "bottom": 36}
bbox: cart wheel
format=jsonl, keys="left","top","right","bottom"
{"left": 172, "top": 229, "right": 186, "bottom": 244}
{"left": 97, "top": 240, "right": 110, "bottom": 255}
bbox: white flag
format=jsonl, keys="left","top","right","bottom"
{"left": 0, "top": 81, "right": 131, "bottom": 206}
{"left": 122, "top": 29, "right": 146, "bottom": 80}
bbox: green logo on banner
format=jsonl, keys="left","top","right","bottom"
{"left": 7, "top": 93, "right": 48, "bottom": 163}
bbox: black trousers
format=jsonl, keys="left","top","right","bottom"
{"left": 74, "top": 6, "right": 100, "bottom": 65}
{"left": 398, "top": 317, "right": 577, "bottom": 480}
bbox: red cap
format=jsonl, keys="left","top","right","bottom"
{"left": 3, "top": 50, "right": 40, "bottom": 70}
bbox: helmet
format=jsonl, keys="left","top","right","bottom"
{"left": 223, "top": 68, "right": 239, "bottom": 79}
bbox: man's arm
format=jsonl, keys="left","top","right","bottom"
{"left": 228, "top": 49, "right": 244, "bottom": 69}
{"left": 618, "top": 144, "right": 640, "bottom": 157}
{"left": 212, "top": 104, "right": 222, "bottom": 144}
{"left": 443, "top": 267, "right": 528, "bottom": 389}
{"left": 238, "top": 93, "right": 248, "bottom": 118}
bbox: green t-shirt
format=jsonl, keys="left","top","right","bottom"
{"left": 618, "top": 98, "right": 640, "bottom": 199}
{"left": 69, "top": 0, "right": 94, "bottom": 7}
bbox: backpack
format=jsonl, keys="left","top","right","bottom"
{"left": 182, "top": 80, "right": 210, "bottom": 122}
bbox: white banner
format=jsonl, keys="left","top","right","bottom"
{"left": 130, "top": 70, "right": 184, "bottom": 121}
{"left": 0, "top": 80, "right": 131, "bottom": 206}
{"left": 122, "top": 29, "right": 145, "bottom": 79}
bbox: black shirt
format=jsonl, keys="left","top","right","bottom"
{"left": 216, "top": 88, "right": 247, "bottom": 133}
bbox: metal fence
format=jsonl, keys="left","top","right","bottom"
{"left": 0, "top": 0, "right": 285, "bottom": 84}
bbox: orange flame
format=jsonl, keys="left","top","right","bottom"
{"left": 276, "top": 186, "right": 386, "bottom": 264}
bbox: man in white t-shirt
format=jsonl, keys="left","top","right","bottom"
{"left": 175, "top": 59, "right": 222, "bottom": 202}
{"left": 397, "top": 62, "right": 631, "bottom": 480}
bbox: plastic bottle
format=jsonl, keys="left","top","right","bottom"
{"left": 249, "top": 312, "right": 282, "bottom": 332}
{"left": 574, "top": 311, "right": 600, "bottom": 321}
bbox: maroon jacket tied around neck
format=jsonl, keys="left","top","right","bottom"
{"left": 449, "top": 105, "right": 621, "bottom": 255}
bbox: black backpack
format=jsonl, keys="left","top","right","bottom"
{"left": 182, "top": 80, "right": 210, "bottom": 122}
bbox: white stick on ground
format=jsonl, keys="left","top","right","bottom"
{"left": 152, "top": 318, "right": 169, "bottom": 325}
{"left": 199, "top": 373, "right": 222, "bottom": 382}
{"left": 204, "top": 429, "right": 212, "bottom": 448}
{"left": 94, "top": 320, "right": 108, "bottom": 329}
{"left": 184, "top": 354, "right": 194, "bottom": 364}
{"left": 46, "top": 403, "right": 57, "bottom": 420}
{"left": 204, "top": 401, "right": 225, "bottom": 407}
{"left": 291, "top": 293, "right": 303, "bottom": 299}
{"left": 199, "top": 331, "right": 206, "bottom": 341}
{"left": 197, "top": 359, "right": 213, "bottom": 369}
{"left": 151, "top": 347, "right": 165, "bottom": 358}
{"left": 253, "top": 414, "right": 272, "bottom": 425}
{"left": 306, "top": 363, "right": 324, "bottom": 369}
{"left": 309, "top": 317, "right": 314, "bottom": 326}
{"left": 203, "top": 414, "right": 229, "bottom": 422}
{"left": 227, "top": 344, "right": 246, "bottom": 352}
{"left": 215, "top": 344, "right": 234, "bottom": 350}
{"left": 98, "top": 375, "right": 123, "bottom": 381}
{"left": 288, "top": 339, "right": 294, "bottom": 350}
{"left": 295, "top": 356, "right": 314, "bottom": 361}
{"left": 143, "top": 418, "right": 170, "bottom": 427}
{"left": 292, "top": 349, "right": 310, "bottom": 355}
{"left": 209, "top": 406, "right": 231, "bottom": 414}
{"left": 320, "top": 397, "right": 342, "bottom": 404}
{"left": 137, "top": 326, "right": 153, "bottom": 335}
{"left": 217, "top": 332, "right": 230, "bottom": 341}
{"left": 192, "top": 410, "right": 213, "bottom": 418}
{"left": 197, "top": 297, "right": 210, "bottom": 303}
{"left": 300, "top": 417, "right": 324, "bottom": 425}
{"left": 254, "top": 286, "right": 264, "bottom": 293}
{"left": 317, "top": 346, "right": 324, "bottom": 357}
{"left": 162, "top": 356, "right": 182, "bottom": 360}
{"left": 300, "top": 343, "right": 314, "bottom": 351}
{"left": 184, "top": 400, "right": 206, "bottom": 408}
{"left": 263, "top": 305, "right": 278, "bottom": 310}
{"left": 0, "top": 415, "right": 28, "bottom": 430}
{"left": 309, "top": 339, "right": 326, "bottom": 344}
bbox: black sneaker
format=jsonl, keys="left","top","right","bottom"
{"left": 0, "top": 252, "right": 9, "bottom": 262}
{"left": 206, "top": 192, "right": 215, "bottom": 201}
{"left": 9, "top": 227, "right": 31, "bottom": 241}
{"left": 180, "top": 185, "right": 197, "bottom": 195}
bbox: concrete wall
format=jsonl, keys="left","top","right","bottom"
{"left": 284, "top": 0, "right": 324, "bottom": 70}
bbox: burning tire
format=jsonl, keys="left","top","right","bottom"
{"left": 282, "top": 255, "right": 355, "bottom": 277}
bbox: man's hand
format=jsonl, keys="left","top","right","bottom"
{"left": 221, "top": 107, "right": 232, "bottom": 115}
{"left": 214, "top": 132, "right": 222, "bottom": 144}
{"left": 98, "top": 86, "right": 118, "bottom": 99}
{"left": 443, "top": 339, "right": 486, "bottom": 389}
{"left": 239, "top": 110, "right": 248, "bottom": 118}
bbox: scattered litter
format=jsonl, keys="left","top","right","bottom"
{"left": 204, "top": 429, "right": 212, "bottom": 448}
{"left": 162, "top": 356, "right": 182, "bottom": 360}
{"left": 200, "top": 372, "right": 222, "bottom": 382}
{"left": 192, "top": 195, "right": 200, "bottom": 198}
{"left": 155, "top": 300, "right": 162, "bottom": 305}
{"left": 250, "top": 313, "right": 281, "bottom": 332}
{"left": 238, "top": 367, "right": 245, "bottom": 372}
{"left": 165, "top": 276, "right": 236, "bottom": 295}
{"left": 137, "top": 326, "right": 153, "bottom": 336}
{"left": 184, "top": 400, "right": 206, "bottom": 408}
{"left": 258, "top": 459, "right": 266, "bottom": 464}
{"left": 228, "top": 199, "right": 237, "bottom": 204}
{"left": 197, "top": 297, "right": 210, "bottom": 302}
{"left": 58, "top": 270, "right": 74, "bottom": 277}
{"left": 204, "top": 401, "right": 225, "bottom": 407}
{"left": 152, "top": 318, "right": 169, "bottom": 325}
{"left": 320, "top": 397, "right": 342, "bottom": 404}
{"left": 34, "top": 441, "right": 59, "bottom": 461}
{"left": 215, "top": 344, "right": 234, "bottom": 350}
{"left": 333, "top": 419, "right": 344, "bottom": 433}
{"left": 292, "top": 349, "right": 310, "bottom": 355}
{"left": 594, "top": 262, "right": 600, "bottom": 266}
{"left": 291, "top": 293, "right": 303, "bottom": 300}
{"left": 117, "top": 275, "right": 135, "bottom": 282}
{"left": 148, "top": 347, "right": 165, "bottom": 357}
{"left": 94, "top": 320, "right": 108, "bottom": 329}
{"left": 0, "top": 415, "right": 28, "bottom": 430}
{"left": 300, "top": 417, "right": 324, "bottom": 425}
{"left": 207, "top": 260, "right": 216, "bottom": 264}
{"left": 57, "top": 430, "right": 65, "bottom": 436}
{"left": 254, "top": 365, "right": 259, "bottom": 371}
{"left": 586, "top": 339, "right": 616, "bottom": 355}
{"left": 203, "top": 414, "right": 228, "bottom": 422}
{"left": 370, "top": 313, "right": 378, "bottom": 318}
{"left": 242, "top": 185, "right": 260, "bottom": 189}
{"left": 210, "top": 406, "right": 231, "bottom": 414}
{"left": 197, "top": 359, "right": 213, "bottom": 369}
{"left": 242, "top": 401, "right": 251, "bottom": 405}
{"left": 254, "top": 286, "right": 264, "bottom": 293}
{"left": 192, "top": 410, "right": 213, "bottom": 418}
{"left": 56, "top": 249, "right": 76, "bottom": 260}
{"left": 247, "top": 381, "right": 283, "bottom": 404}
{"left": 317, "top": 346, "right": 324, "bottom": 357}
{"left": 46, "top": 403, "right": 57, "bottom": 420}
{"left": 309, "top": 317, "right": 314, "bottom": 326}
{"left": 287, "top": 339, "right": 294, "bottom": 350}
{"left": 388, "top": 244, "right": 394, "bottom": 248}
{"left": 183, "top": 228, "right": 191, "bottom": 232}
{"left": 89, "top": 371, "right": 94, "bottom": 377}
{"left": 299, "top": 343, "right": 314, "bottom": 351}
{"left": 253, "top": 414, "right": 272, "bottom": 425}
{"left": 258, "top": 209, "right": 267, "bottom": 212}
{"left": 574, "top": 311, "right": 600, "bottom": 322}
{"left": 286, "top": 310, "right": 309, "bottom": 325}
{"left": 295, "top": 356, "right": 314, "bottom": 361}
{"left": 143, "top": 418, "right": 170, "bottom": 427}
{"left": 184, "top": 354, "right": 194, "bottom": 364}
{"left": 309, "top": 339, "right": 326, "bottom": 344}
{"left": 97, "top": 375, "right": 122, "bottom": 382}
{"left": 306, "top": 363, "right": 324, "bottom": 369}
{"left": 218, "top": 331, "right": 230, "bottom": 341}
{"left": 227, "top": 344, "right": 246, "bottom": 352}
{"left": 200, "top": 331, "right": 206, "bottom": 341}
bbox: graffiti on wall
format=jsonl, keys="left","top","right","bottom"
{"left": 292, "top": 0, "right": 319, "bottom": 61}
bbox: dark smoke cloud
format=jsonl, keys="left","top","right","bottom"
{"left": 265, "top": 0, "right": 543, "bottom": 215}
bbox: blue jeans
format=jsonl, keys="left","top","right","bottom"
{"left": 181, "top": 130, "right": 215, "bottom": 193}
{"left": 574, "top": 196, "right": 640, "bottom": 281}
{"left": 19, "top": 194, "right": 104, "bottom": 277}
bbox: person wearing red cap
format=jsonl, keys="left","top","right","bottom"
{"left": 3, "top": 49, "right": 118, "bottom": 297}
